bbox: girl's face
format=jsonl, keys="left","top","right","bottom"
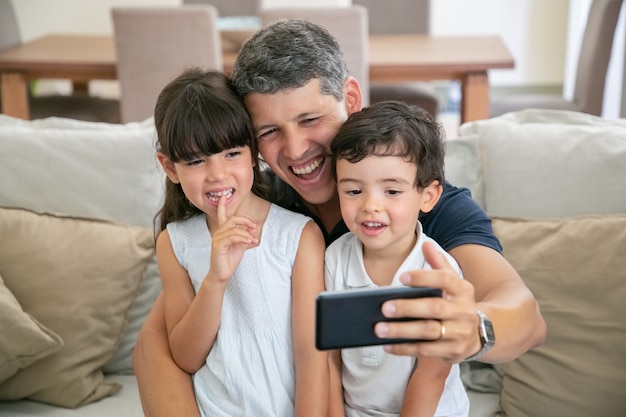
{"left": 335, "top": 154, "right": 440, "bottom": 256}
{"left": 160, "top": 146, "right": 256, "bottom": 227}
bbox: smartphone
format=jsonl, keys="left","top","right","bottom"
{"left": 315, "top": 286, "right": 442, "bottom": 350}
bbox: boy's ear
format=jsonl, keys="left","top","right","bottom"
{"left": 157, "top": 152, "right": 180, "bottom": 184}
{"left": 420, "top": 181, "right": 443, "bottom": 213}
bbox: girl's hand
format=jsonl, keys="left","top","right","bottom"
{"left": 207, "top": 195, "right": 258, "bottom": 285}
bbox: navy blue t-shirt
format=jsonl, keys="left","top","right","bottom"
{"left": 419, "top": 182, "right": 501, "bottom": 253}
{"left": 265, "top": 172, "right": 501, "bottom": 253}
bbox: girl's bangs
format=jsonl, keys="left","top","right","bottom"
{"left": 165, "top": 102, "right": 251, "bottom": 162}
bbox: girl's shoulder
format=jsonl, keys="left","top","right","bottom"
{"left": 261, "top": 204, "right": 314, "bottom": 252}
{"left": 165, "top": 213, "right": 209, "bottom": 248}
{"left": 166, "top": 213, "right": 206, "bottom": 232}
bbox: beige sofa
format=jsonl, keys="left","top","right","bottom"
{"left": 0, "top": 109, "right": 624, "bottom": 417}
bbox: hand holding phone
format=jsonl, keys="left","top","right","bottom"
{"left": 315, "top": 286, "right": 442, "bottom": 350}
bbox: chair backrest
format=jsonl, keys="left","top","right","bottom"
{"left": 111, "top": 5, "right": 223, "bottom": 123}
{"left": 182, "top": 0, "right": 259, "bottom": 17}
{"left": 0, "top": 0, "right": 21, "bottom": 50}
{"left": 573, "top": 0, "right": 623, "bottom": 115}
{"left": 352, "top": 0, "right": 428, "bottom": 34}
{"left": 259, "top": 6, "right": 370, "bottom": 106}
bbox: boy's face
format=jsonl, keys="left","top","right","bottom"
{"left": 335, "top": 154, "right": 440, "bottom": 255}
{"left": 244, "top": 78, "right": 361, "bottom": 207}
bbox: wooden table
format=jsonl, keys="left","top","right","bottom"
{"left": 0, "top": 34, "right": 514, "bottom": 122}
{"left": 368, "top": 35, "right": 514, "bottom": 122}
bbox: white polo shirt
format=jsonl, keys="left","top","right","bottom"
{"left": 324, "top": 226, "right": 470, "bottom": 417}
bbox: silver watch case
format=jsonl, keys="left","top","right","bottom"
{"left": 463, "top": 309, "right": 495, "bottom": 362}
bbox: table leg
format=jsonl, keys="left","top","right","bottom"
{"left": 72, "top": 81, "right": 89, "bottom": 95}
{"left": 1, "top": 72, "right": 30, "bottom": 119}
{"left": 460, "top": 71, "right": 490, "bottom": 123}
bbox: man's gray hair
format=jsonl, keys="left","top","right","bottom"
{"left": 231, "top": 19, "right": 349, "bottom": 100}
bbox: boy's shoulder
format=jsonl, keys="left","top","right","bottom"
{"left": 420, "top": 230, "right": 463, "bottom": 278}
{"left": 325, "top": 232, "right": 358, "bottom": 260}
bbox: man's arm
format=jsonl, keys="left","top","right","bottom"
{"left": 449, "top": 243, "right": 546, "bottom": 362}
{"left": 374, "top": 242, "right": 546, "bottom": 364}
{"left": 132, "top": 293, "right": 201, "bottom": 417}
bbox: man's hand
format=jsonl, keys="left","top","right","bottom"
{"left": 374, "top": 241, "right": 480, "bottom": 362}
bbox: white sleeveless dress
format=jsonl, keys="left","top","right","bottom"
{"left": 166, "top": 204, "right": 312, "bottom": 417}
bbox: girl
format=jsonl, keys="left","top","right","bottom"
{"left": 153, "top": 67, "right": 328, "bottom": 417}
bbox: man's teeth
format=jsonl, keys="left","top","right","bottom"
{"left": 292, "top": 158, "right": 321, "bottom": 175}
{"left": 207, "top": 189, "right": 233, "bottom": 201}
{"left": 364, "top": 222, "right": 383, "bottom": 227}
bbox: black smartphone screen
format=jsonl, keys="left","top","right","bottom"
{"left": 315, "top": 286, "right": 442, "bottom": 350}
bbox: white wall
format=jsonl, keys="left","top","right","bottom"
{"left": 13, "top": 0, "right": 178, "bottom": 40}
{"left": 12, "top": 0, "right": 349, "bottom": 39}
{"left": 12, "top": 0, "right": 569, "bottom": 89}
{"left": 430, "top": 0, "right": 569, "bottom": 87}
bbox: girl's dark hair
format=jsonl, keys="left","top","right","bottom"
{"left": 330, "top": 101, "right": 446, "bottom": 190}
{"left": 154, "top": 67, "right": 269, "bottom": 231}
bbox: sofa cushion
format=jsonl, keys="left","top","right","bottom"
{"left": 492, "top": 215, "right": 626, "bottom": 417}
{"left": 0, "top": 114, "right": 164, "bottom": 375}
{"left": 0, "top": 375, "right": 144, "bottom": 417}
{"left": 101, "top": 256, "right": 160, "bottom": 375}
{"left": 459, "top": 109, "right": 626, "bottom": 218}
{"left": 0, "top": 273, "right": 63, "bottom": 384}
{"left": 0, "top": 114, "right": 163, "bottom": 229}
{"left": 0, "top": 208, "right": 154, "bottom": 408}
{"left": 444, "top": 134, "right": 484, "bottom": 209}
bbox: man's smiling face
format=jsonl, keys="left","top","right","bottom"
{"left": 244, "top": 78, "right": 354, "bottom": 206}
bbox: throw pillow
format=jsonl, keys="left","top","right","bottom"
{"left": 0, "top": 207, "right": 154, "bottom": 408}
{"left": 101, "top": 255, "right": 161, "bottom": 375}
{"left": 0, "top": 114, "right": 164, "bottom": 374}
{"left": 0, "top": 274, "right": 63, "bottom": 384}
{"left": 492, "top": 215, "right": 626, "bottom": 417}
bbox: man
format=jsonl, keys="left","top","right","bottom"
{"left": 133, "top": 19, "right": 546, "bottom": 417}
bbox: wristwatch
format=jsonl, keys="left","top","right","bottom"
{"left": 463, "top": 309, "right": 495, "bottom": 362}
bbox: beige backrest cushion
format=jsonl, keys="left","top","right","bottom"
{"left": 0, "top": 208, "right": 154, "bottom": 408}
{"left": 459, "top": 109, "right": 626, "bottom": 218}
{"left": 444, "top": 134, "right": 484, "bottom": 208}
{"left": 0, "top": 274, "right": 63, "bottom": 384}
{"left": 0, "top": 115, "right": 162, "bottom": 229}
{"left": 492, "top": 215, "right": 626, "bottom": 417}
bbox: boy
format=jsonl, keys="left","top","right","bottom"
{"left": 326, "top": 101, "right": 468, "bottom": 417}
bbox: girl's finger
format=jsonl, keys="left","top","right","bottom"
{"left": 217, "top": 194, "right": 228, "bottom": 226}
